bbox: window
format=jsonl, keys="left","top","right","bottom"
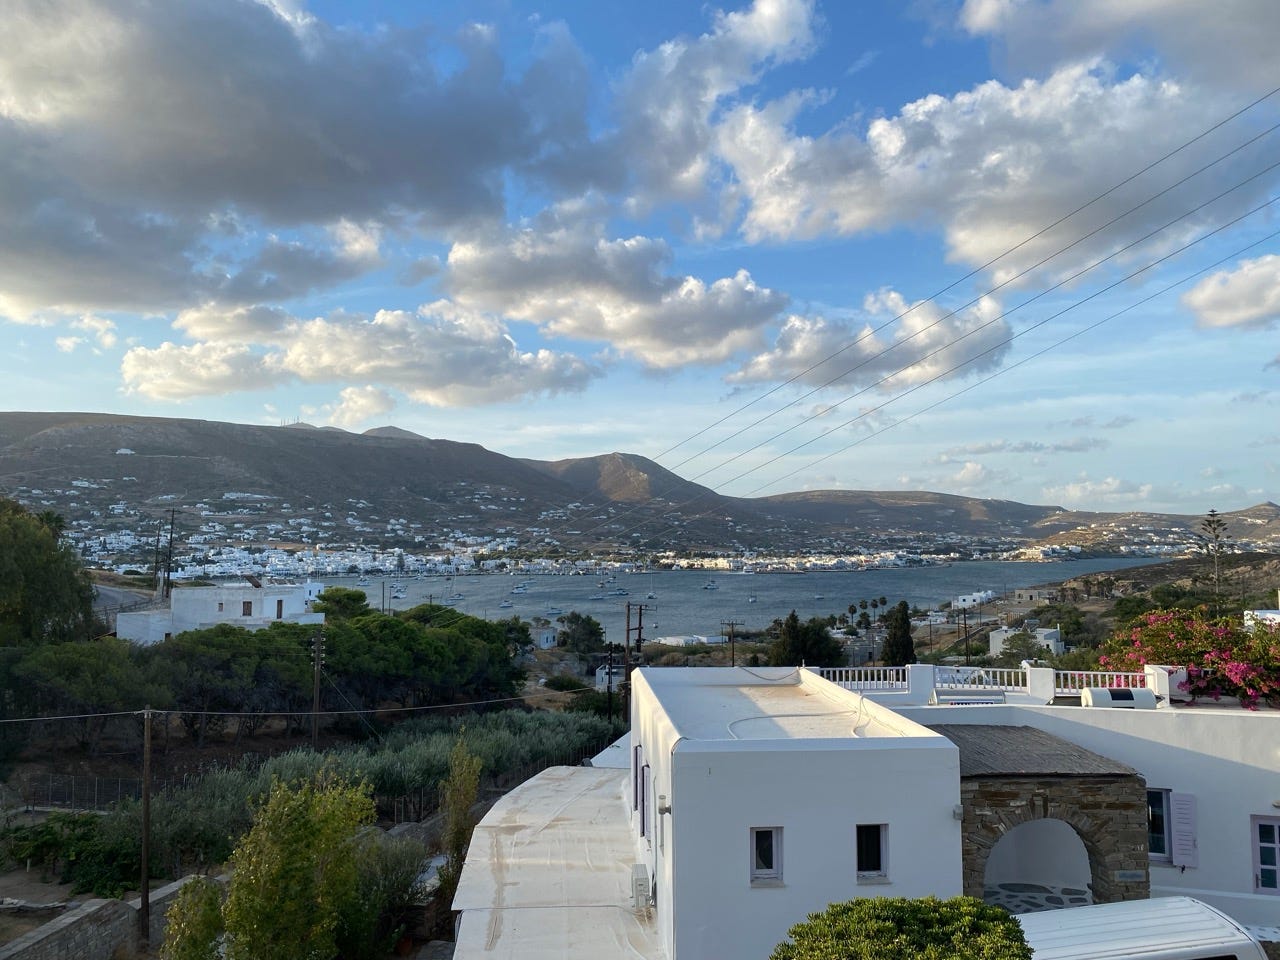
{"left": 1148, "top": 790, "right": 1171, "bottom": 861}
{"left": 856, "top": 824, "right": 888, "bottom": 881}
{"left": 242, "top": 600, "right": 253, "bottom": 616}
{"left": 276, "top": 599, "right": 284, "bottom": 619}
{"left": 639, "top": 765, "right": 651, "bottom": 838}
{"left": 1255, "top": 816, "right": 1280, "bottom": 894}
{"left": 217, "top": 602, "right": 224, "bottom": 612}
{"left": 751, "top": 827, "right": 782, "bottom": 884}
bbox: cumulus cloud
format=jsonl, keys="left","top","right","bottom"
{"left": 611, "top": 0, "right": 818, "bottom": 205}
{"left": 959, "top": 0, "right": 1280, "bottom": 92}
{"left": 121, "top": 341, "right": 270, "bottom": 400}
{"left": 447, "top": 213, "right": 786, "bottom": 367}
{"left": 73, "top": 314, "right": 118, "bottom": 349}
{"left": 0, "top": 0, "right": 601, "bottom": 317}
{"left": 326, "top": 385, "right": 396, "bottom": 428}
{"left": 715, "top": 61, "right": 1261, "bottom": 284}
{"left": 729, "top": 289, "right": 1012, "bottom": 391}
{"left": 1182, "top": 254, "right": 1280, "bottom": 330}
{"left": 1041, "top": 474, "right": 1153, "bottom": 506}
{"left": 122, "top": 301, "right": 601, "bottom": 407}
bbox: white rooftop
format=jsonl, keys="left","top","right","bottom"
{"left": 452, "top": 765, "right": 664, "bottom": 960}
{"left": 638, "top": 666, "right": 940, "bottom": 741}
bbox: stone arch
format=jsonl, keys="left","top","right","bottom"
{"left": 959, "top": 775, "right": 1150, "bottom": 906}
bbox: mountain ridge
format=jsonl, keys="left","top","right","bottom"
{"left": 1, "top": 412, "right": 1275, "bottom": 555}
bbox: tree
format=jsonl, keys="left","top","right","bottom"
{"left": 221, "top": 773, "right": 374, "bottom": 960}
{"left": 0, "top": 498, "right": 95, "bottom": 644}
{"left": 881, "top": 600, "right": 915, "bottom": 666}
{"left": 770, "top": 896, "right": 1032, "bottom": 960}
{"left": 557, "top": 611, "right": 605, "bottom": 655}
{"left": 435, "top": 737, "right": 482, "bottom": 910}
{"left": 768, "top": 611, "right": 845, "bottom": 667}
{"left": 993, "top": 632, "right": 1047, "bottom": 668}
{"left": 1199, "top": 508, "right": 1231, "bottom": 616}
{"left": 311, "top": 587, "right": 372, "bottom": 620}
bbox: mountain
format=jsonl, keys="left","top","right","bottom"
{"left": 1, "top": 411, "right": 1275, "bottom": 557}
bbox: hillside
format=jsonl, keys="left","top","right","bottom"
{"left": 1, "top": 412, "right": 1275, "bottom": 558}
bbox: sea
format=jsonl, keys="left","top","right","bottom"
{"left": 326, "top": 557, "right": 1161, "bottom": 641}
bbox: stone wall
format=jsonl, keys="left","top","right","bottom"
{"left": 0, "top": 876, "right": 222, "bottom": 960}
{"left": 960, "top": 774, "right": 1150, "bottom": 905}
{"left": 0, "top": 900, "right": 135, "bottom": 960}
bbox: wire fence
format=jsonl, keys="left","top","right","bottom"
{"left": 13, "top": 733, "right": 615, "bottom": 822}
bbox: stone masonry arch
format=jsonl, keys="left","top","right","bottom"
{"left": 959, "top": 774, "right": 1150, "bottom": 905}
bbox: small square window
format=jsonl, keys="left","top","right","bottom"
{"left": 217, "top": 602, "right": 224, "bottom": 612}
{"left": 751, "top": 827, "right": 782, "bottom": 885}
{"left": 857, "top": 823, "right": 887, "bottom": 881}
{"left": 242, "top": 600, "right": 253, "bottom": 616}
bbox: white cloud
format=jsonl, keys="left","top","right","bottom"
{"left": 937, "top": 436, "right": 1107, "bottom": 461}
{"left": 447, "top": 213, "right": 786, "bottom": 367}
{"left": 72, "top": 314, "right": 117, "bottom": 349}
{"left": 958, "top": 0, "right": 1280, "bottom": 92}
{"left": 729, "top": 289, "right": 1011, "bottom": 391}
{"left": 1041, "top": 474, "right": 1153, "bottom": 506}
{"left": 326, "top": 385, "right": 396, "bottom": 428}
{"left": 121, "top": 341, "right": 269, "bottom": 400}
{"left": 612, "top": 0, "right": 818, "bottom": 205}
{"left": 125, "top": 300, "right": 601, "bottom": 407}
{"left": 715, "top": 61, "right": 1259, "bottom": 285}
{"left": 1182, "top": 254, "right": 1280, "bottom": 330}
{"left": 55, "top": 336, "right": 84, "bottom": 353}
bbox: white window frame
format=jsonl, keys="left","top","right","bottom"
{"left": 1254, "top": 815, "right": 1280, "bottom": 895}
{"left": 750, "top": 827, "right": 783, "bottom": 886}
{"left": 856, "top": 823, "right": 888, "bottom": 882}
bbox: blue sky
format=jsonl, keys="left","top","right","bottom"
{"left": 3, "top": 0, "right": 1279, "bottom": 513}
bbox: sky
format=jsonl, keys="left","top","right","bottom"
{"left": 3, "top": 0, "right": 1279, "bottom": 515}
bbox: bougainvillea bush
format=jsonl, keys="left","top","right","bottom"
{"left": 1099, "top": 609, "right": 1280, "bottom": 709}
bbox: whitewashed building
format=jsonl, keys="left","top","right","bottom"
{"left": 452, "top": 662, "right": 1280, "bottom": 960}
{"left": 987, "top": 625, "right": 1064, "bottom": 657}
{"left": 116, "top": 580, "right": 324, "bottom": 644}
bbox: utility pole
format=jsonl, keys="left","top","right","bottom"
{"left": 139, "top": 706, "right": 153, "bottom": 948}
{"left": 962, "top": 607, "right": 970, "bottom": 666}
{"left": 163, "top": 509, "right": 176, "bottom": 599}
{"left": 623, "top": 602, "right": 649, "bottom": 721}
{"left": 721, "top": 619, "right": 743, "bottom": 667}
{"left": 606, "top": 643, "right": 615, "bottom": 722}
{"left": 311, "top": 629, "right": 324, "bottom": 749}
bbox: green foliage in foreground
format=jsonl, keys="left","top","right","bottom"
{"left": 770, "top": 897, "right": 1033, "bottom": 960}
{"left": 1, "top": 709, "right": 620, "bottom": 897}
{"left": 163, "top": 773, "right": 430, "bottom": 960}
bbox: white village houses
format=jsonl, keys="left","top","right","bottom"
{"left": 115, "top": 580, "right": 325, "bottom": 644}
{"left": 452, "top": 661, "right": 1280, "bottom": 960}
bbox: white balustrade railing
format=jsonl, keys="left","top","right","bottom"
{"left": 936, "top": 666, "right": 1027, "bottom": 691}
{"left": 817, "top": 666, "right": 907, "bottom": 689}
{"left": 1053, "top": 670, "right": 1146, "bottom": 694}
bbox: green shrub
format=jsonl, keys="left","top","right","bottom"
{"left": 543, "top": 674, "right": 588, "bottom": 692}
{"left": 770, "top": 896, "right": 1032, "bottom": 960}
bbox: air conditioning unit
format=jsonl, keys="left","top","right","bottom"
{"left": 930, "top": 690, "right": 1006, "bottom": 705}
{"left": 631, "top": 863, "right": 651, "bottom": 910}
{"left": 1081, "top": 687, "right": 1157, "bottom": 709}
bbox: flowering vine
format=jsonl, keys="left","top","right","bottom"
{"left": 1098, "top": 609, "right": 1280, "bottom": 709}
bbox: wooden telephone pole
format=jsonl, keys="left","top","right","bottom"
{"left": 721, "top": 620, "right": 743, "bottom": 666}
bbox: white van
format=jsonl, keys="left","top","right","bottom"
{"left": 1017, "top": 897, "right": 1268, "bottom": 960}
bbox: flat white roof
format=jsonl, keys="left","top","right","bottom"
{"left": 638, "top": 667, "right": 941, "bottom": 741}
{"left": 452, "top": 765, "right": 664, "bottom": 960}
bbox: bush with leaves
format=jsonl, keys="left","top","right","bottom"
{"left": 435, "top": 737, "right": 482, "bottom": 910}
{"left": 161, "top": 876, "right": 224, "bottom": 960}
{"left": 1099, "top": 608, "right": 1280, "bottom": 708}
{"left": 770, "top": 896, "right": 1032, "bottom": 960}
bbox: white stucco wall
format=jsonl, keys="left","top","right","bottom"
{"left": 116, "top": 582, "right": 323, "bottom": 644}
{"left": 895, "top": 702, "right": 1280, "bottom": 925}
{"left": 631, "top": 668, "right": 963, "bottom": 960}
